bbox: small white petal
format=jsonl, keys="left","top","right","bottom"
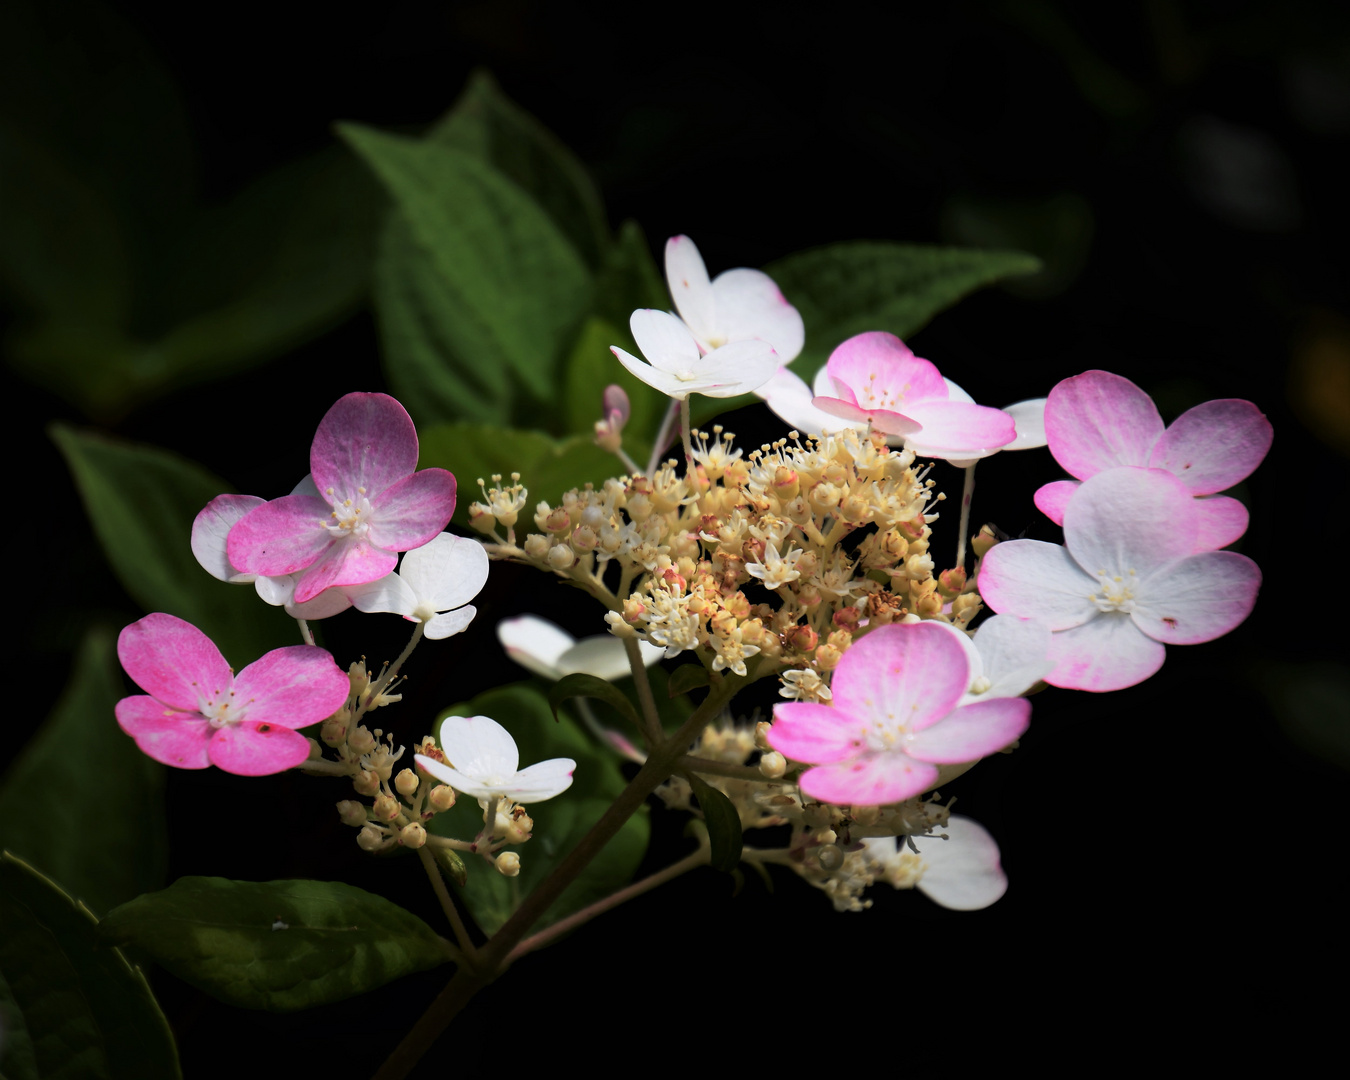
{"left": 914, "top": 816, "right": 1007, "bottom": 911}
{"left": 400, "top": 533, "right": 490, "bottom": 612}
{"left": 347, "top": 572, "right": 418, "bottom": 617}
{"left": 425, "top": 605, "right": 477, "bottom": 639}
{"left": 436, "top": 715, "right": 520, "bottom": 778}
{"left": 498, "top": 616, "right": 577, "bottom": 680}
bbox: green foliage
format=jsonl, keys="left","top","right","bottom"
{"left": 0, "top": 629, "right": 166, "bottom": 918}
{"left": 50, "top": 425, "right": 292, "bottom": 664}
{"left": 548, "top": 673, "right": 641, "bottom": 730}
{"left": 686, "top": 775, "right": 743, "bottom": 873}
{"left": 98, "top": 877, "right": 452, "bottom": 1012}
{"left": 341, "top": 123, "right": 592, "bottom": 427}
{"left": 417, "top": 422, "right": 616, "bottom": 529}
{"left": 0, "top": 852, "right": 180, "bottom": 1080}
{"left": 666, "top": 664, "right": 711, "bottom": 698}
{"left": 429, "top": 684, "right": 649, "bottom": 939}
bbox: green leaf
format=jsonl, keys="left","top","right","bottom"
{"left": 98, "top": 877, "right": 452, "bottom": 1012}
{"left": 686, "top": 774, "right": 743, "bottom": 873}
{"left": 427, "top": 70, "right": 609, "bottom": 270}
{"left": 50, "top": 424, "right": 293, "bottom": 663}
{"left": 373, "top": 214, "right": 512, "bottom": 428}
{"left": 0, "top": 629, "right": 166, "bottom": 918}
{"left": 548, "top": 673, "right": 641, "bottom": 730}
{"left": 417, "top": 422, "right": 618, "bottom": 529}
{"left": 430, "top": 684, "right": 649, "bottom": 939}
{"left": 763, "top": 242, "right": 1043, "bottom": 374}
{"left": 0, "top": 852, "right": 181, "bottom": 1080}
{"left": 340, "top": 123, "right": 592, "bottom": 420}
{"left": 666, "top": 664, "right": 711, "bottom": 699}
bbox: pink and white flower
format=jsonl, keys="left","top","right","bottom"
{"left": 415, "top": 715, "right": 575, "bottom": 803}
{"left": 610, "top": 309, "right": 779, "bottom": 400}
{"left": 979, "top": 466, "right": 1261, "bottom": 692}
{"left": 1034, "top": 370, "right": 1272, "bottom": 550}
{"left": 664, "top": 234, "right": 805, "bottom": 363}
{"left": 115, "top": 613, "right": 350, "bottom": 775}
{"left": 227, "top": 393, "right": 456, "bottom": 604}
{"left": 345, "top": 533, "right": 489, "bottom": 639}
{"left": 767, "top": 621, "right": 1030, "bottom": 807}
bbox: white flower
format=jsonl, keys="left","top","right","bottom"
{"left": 610, "top": 309, "right": 779, "bottom": 400}
{"left": 346, "top": 533, "right": 489, "bottom": 639}
{"left": 745, "top": 541, "right": 804, "bottom": 590}
{"left": 414, "top": 715, "right": 575, "bottom": 803}
{"left": 497, "top": 615, "right": 663, "bottom": 681}
{"left": 865, "top": 815, "right": 1008, "bottom": 911}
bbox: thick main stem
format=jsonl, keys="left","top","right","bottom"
{"left": 624, "top": 636, "right": 664, "bottom": 748}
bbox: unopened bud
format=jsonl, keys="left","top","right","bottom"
{"left": 356, "top": 825, "right": 387, "bottom": 852}
{"left": 399, "top": 822, "right": 427, "bottom": 849}
{"left": 547, "top": 543, "right": 576, "bottom": 570}
{"left": 353, "top": 770, "right": 380, "bottom": 796}
{"left": 938, "top": 566, "right": 968, "bottom": 598}
{"left": 817, "top": 844, "right": 844, "bottom": 871}
{"left": 373, "top": 794, "right": 400, "bottom": 822}
{"left": 395, "top": 768, "right": 419, "bottom": 797}
{"left": 544, "top": 507, "right": 572, "bottom": 534}
{"left": 495, "top": 852, "right": 521, "bottom": 877}
{"left": 815, "top": 644, "right": 843, "bottom": 670}
{"left": 916, "top": 592, "right": 944, "bottom": 617}
{"left": 349, "top": 726, "right": 376, "bottom": 754}
{"left": 971, "top": 524, "right": 999, "bottom": 558}
{"left": 570, "top": 525, "right": 598, "bottom": 553}
{"left": 759, "top": 751, "right": 787, "bottom": 779}
{"left": 321, "top": 714, "right": 347, "bottom": 747}
{"left": 785, "top": 624, "right": 818, "bottom": 653}
{"left": 336, "top": 800, "right": 367, "bottom": 827}
{"left": 755, "top": 720, "right": 773, "bottom": 751}
{"left": 772, "top": 466, "right": 800, "bottom": 502}
{"left": 468, "top": 503, "right": 498, "bottom": 534}
{"left": 428, "top": 784, "right": 456, "bottom": 812}
{"left": 523, "top": 533, "right": 550, "bottom": 559}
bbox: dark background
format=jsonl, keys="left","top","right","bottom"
{"left": 6, "top": 0, "right": 1348, "bottom": 1072}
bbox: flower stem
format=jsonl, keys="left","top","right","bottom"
{"left": 297, "top": 618, "right": 315, "bottom": 646}
{"left": 417, "top": 846, "right": 474, "bottom": 956}
{"left": 646, "top": 398, "right": 680, "bottom": 477}
{"left": 955, "top": 462, "right": 978, "bottom": 571}
{"left": 680, "top": 395, "right": 695, "bottom": 473}
{"left": 624, "top": 636, "right": 664, "bottom": 748}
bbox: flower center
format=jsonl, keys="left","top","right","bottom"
{"left": 325, "top": 485, "right": 374, "bottom": 538}
{"left": 197, "top": 683, "right": 246, "bottom": 728}
{"left": 856, "top": 373, "right": 911, "bottom": 412}
{"left": 1090, "top": 568, "right": 1138, "bottom": 613}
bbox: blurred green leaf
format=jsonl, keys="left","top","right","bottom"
{"left": 418, "top": 422, "right": 618, "bottom": 529}
{"left": 341, "top": 123, "right": 591, "bottom": 423}
{"left": 548, "top": 673, "right": 642, "bottom": 730}
{"left": 941, "top": 192, "right": 1093, "bottom": 299}
{"left": 667, "top": 664, "right": 710, "bottom": 698}
{"left": 686, "top": 774, "right": 742, "bottom": 873}
{"left": 428, "top": 70, "right": 609, "bottom": 270}
{"left": 0, "top": 852, "right": 181, "bottom": 1080}
{"left": 0, "top": 629, "right": 165, "bottom": 918}
{"left": 98, "top": 877, "right": 451, "bottom": 1012}
{"left": 50, "top": 425, "right": 293, "bottom": 663}
{"left": 763, "top": 242, "right": 1043, "bottom": 375}
{"left": 431, "top": 684, "right": 649, "bottom": 939}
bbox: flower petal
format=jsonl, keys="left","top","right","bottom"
{"left": 1192, "top": 495, "right": 1250, "bottom": 551}
{"left": 232, "top": 645, "right": 350, "bottom": 729}
{"left": 557, "top": 636, "right": 662, "bottom": 680}
{"left": 826, "top": 332, "right": 948, "bottom": 406}
{"left": 292, "top": 538, "right": 397, "bottom": 604}
{"left": 497, "top": 616, "right": 575, "bottom": 679}
{"left": 1131, "top": 550, "right": 1261, "bottom": 645}
{"left": 1032, "top": 480, "right": 1079, "bottom": 525}
{"left": 811, "top": 395, "right": 923, "bottom": 436}
{"left": 227, "top": 494, "right": 334, "bottom": 576}
{"left": 1003, "top": 398, "right": 1048, "bottom": 450}
{"left": 1044, "top": 370, "right": 1163, "bottom": 480}
{"left": 1063, "top": 467, "right": 1198, "bottom": 580}
{"left": 970, "top": 614, "right": 1055, "bottom": 699}
{"left": 347, "top": 572, "right": 418, "bottom": 617}
{"left": 799, "top": 752, "right": 938, "bottom": 807}
{"left": 907, "top": 697, "right": 1030, "bottom": 763}
{"left": 118, "top": 614, "right": 233, "bottom": 711}
{"left": 901, "top": 400, "right": 1017, "bottom": 459}
{"left": 1045, "top": 615, "right": 1167, "bottom": 692}
{"left": 115, "top": 696, "right": 212, "bottom": 769}
{"left": 1148, "top": 398, "right": 1273, "bottom": 494}
{"left": 610, "top": 346, "right": 726, "bottom": 399}
{"left": 497, "top": 758, "right": 577, "bottom": 803}
{"left": 436, "top": 715, "right": 519, "bottom": 778}
{"left": 712, "top": 268, "right": 805, "bottom": 363}
{"left": 768, "top": 702, "right": 866, "bottom": 765}
{"left": 367, "top": 470, "right": 457, "bottom": 552}
{"left": 425, "top": 605, "right": 477, "bottom": 639}
{"left": 828, "top": 621, "right": 970, "bottom": 734}
{"left": 976, "top": 540, "right": 1097, "bottom": 630}
{"left": 192, "top": 494, "right": 264, "bottom": 582}
{"left": 310, "top": 392, "right": 419, "bottom": 502}
{"left": 285, "top": 585, "right": 355, "bottom": 621}
{"left": 914, "top": 816, "right": 1007, "bottom": 911}
{"left": 630, "top": 308, "right": 702, "bottom": 373}
{"left": 695, "top": 339, "right": 780, "bottom": 397}
{"left": 664, "top": 235, "right": 716, "bottom": 345}
{"left": 209, "top": 722, "right": 312, "bottom": 776}
{"left": 399, "top": 533, "right": 490, "bottom": 612}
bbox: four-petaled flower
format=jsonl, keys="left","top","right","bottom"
{"left": 227, "top": 393, "right": 456, "bottom": 604}
{"left": 768, "top": 621, "right": 1031, "bottom": 806}
{"left": 610, "top": 309, "right": 779, "bottom": 401}
{"left": 1034, "top": 370, "right": 1272, "bottom": 550}
{"left": 115, "top": 613, "right": 350, "bottom": 775}
{"left": 414, "top": 715, "right": 576, "bottom": 803}
{"left": 979, "top": 466, "right": 1262, "bottom": 692}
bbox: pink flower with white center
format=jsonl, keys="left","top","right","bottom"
{"left": 1034, "top": 370, "right": 1272, "bottom": 550}
{"left": 864, "top": 815, "right": 1008, "bottom": 910}
{"left": 805, "top": 333, "right": 1018, "bottom": 460}
{"left": 610, "top": 309, "right": 779, "bottom": 400}
{"left": 414, "top": 715, "right": 576, "bottom": 803}
{"left": 344, "top": 533, "right": 489, "bottom": 639}
{"left": 757, "top": 363, "right": 1046, "bottom": 465}
{"left": 767, "top": 621, "right": 1030, "bottom": 807}
{"left": 115, "top": 613, "right": 350, "bottom": 775}
{"left": 979, "top": 466, "right": 1262, "bottom": 692}
{"left": 227, "top": 393, "right": 456, "bottom": 605}
{"left": 664, "top": 234, "right": 805, "bottom": 362}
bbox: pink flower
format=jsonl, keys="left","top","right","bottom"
{"left": 1034, "top": 370, "right": 1272, "bottom": 550}
{"left": 227, "top": 393, "right": 456, "bottom": 604}
{"left": 767, "top": 621, "right": 1030, "bottom": 807}
{"left": 115, "top": 613, "right": 350, "bottom": 775}
{"left": 979, "top": 467, "right": 1262, "bottom": 692}
{"left": 809, "top": 332, "right": 1018, "bottom": 459}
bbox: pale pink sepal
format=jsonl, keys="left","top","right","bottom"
{"left": 118, "top": 614, "right": 233, "bottom": 712}
{"left": 193, "top": 494, "right": 265, "bottom": 582}
{"left": 1193, "top": 495, "right": 1250, "bottom": 551}
{"left": 114, "top": 697, "right": 213, "bottom": 769}
{"left": 209, "top": 723, "right": 312, "bottom": 776}
{"left": 1044, "top": 370, "right": 1163, "bottom": 480}
{"left": 906, "top": 697, "right": 1030, "bottom": 762}
{"left": 228, "top": 494, "right": 335, "bottom": 576}
{"left": 293, "top": 538, "right": 398, "bottom": 605}
{"left": 977, "top": 540, "right": 1098, "bottom": 631}
{"left": 900, "top": 399, "right": 1017, "bottom": 458}
{"left": 437, "top": 715, "right": 519, "bottom": 777}
{"left": 665, "top": 235, "right": 717, "bottom": 347}
{"left": 756, "top": 367, "right": 859, "bottom": 436}
{"left": 830, "top": 621, "right": 970, "bottom": 733}
{"left": 711, "top": 268, "right": 805, "bottom": 363}
{"left": 497, "top": 615, "right": 662, "bottom": 681}
{"left": 810, "top": 394, "right": 924, "bottom": 437}
{"left": 365, "top": 470, "right": 457, "bottom": 551}
{"left": 1148, "top": 398, "right": 1273, "bottom": 494}
{"left": 914, "top": 815, "right": 1007, "bottom": 911}
{"left": 799, "top": 753, "right": 939, "bottom": 807}
{"left": 1045, "top": 615, "right": 1167, "bottom": 692}
{"left": 826, "top": 332, "right": 948, "bottom": 404}
{"left": 426, "top": 607, "right": 477, "bottom": 640}
{"left": 1033, "top": 480, "right": 1079, "bottom": 525}
{"left": 1131, "top": 550, "right": 1261, "bottom": 645}
{"left": 310, "top": 392, "right": 419, "bottom": 501}
{"left": 418, "top": 714, "right": 576, "bottom": 803}
{"left": 1063, "top": 467, "right": 1198, "bottom": 579}
{"left": 231, "top": 645, "right": 350, "bottom": 729}
{"left": 767, "top": 702, "right": 864, "bottom": 765}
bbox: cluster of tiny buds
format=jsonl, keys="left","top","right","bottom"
{"left": 336, "top": 735, "right": 461, "bottom": 853}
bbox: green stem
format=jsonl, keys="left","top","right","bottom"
{"left": 624, "top": 636, "right": 664, "bottom": 748}
{"left": 680, "top": 395, "right": 695, "bottom": 472}
{"left": 955, "top": 462, "right": 977, "bottom": 571}
{"left": 416, "top": 846, "right": 473, "bottom": 956}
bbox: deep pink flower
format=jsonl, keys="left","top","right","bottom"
{"left": 115, "top": 613, "right": 351, "bottom": 775}
{"left": 227, "top": 393, "right": 456, "bottom": 604}
{"left": 768, "top": 621, "right": 1030, "bottom": 807}
{"left": 1034, "top": 370, "right": 1272, "bottom": 550}
{"left": 810, "top": 332, "right": 1017, "bottom": 459}
{"left": 980, "top": 467, "right": 1261, "bottom": 692}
